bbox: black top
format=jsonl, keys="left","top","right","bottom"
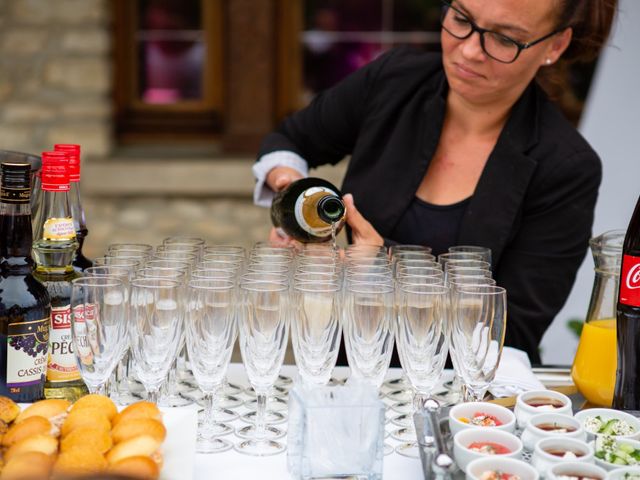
{"left": 391, "top": 196, "right": 471, "bottom": 257}
{"left": 259, "top": 47, "right": 601, "bottom": 363}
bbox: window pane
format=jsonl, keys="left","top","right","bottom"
{"left": 302, "top": 0, "right": 442, "bottom": 100}
{"left": 137, "top": 0, "right": 204, "bottom": 104}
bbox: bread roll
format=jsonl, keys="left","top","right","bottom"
{"left": 15, "top": 399, "right": 70, "bottom": 424}
{"left": 52, "top": 447, "right": 108, "bottom": 476}
{"left": 0, "top": 396, "right": 20, "bottom": 424}
{"left": 108, "top": 455, "right": 160, "bottom": 480}
{"left": 106, "top": 435, "right": 162, "bottom": 465}
{"left": 61, "top": 426, "right": 113, "bottom": 454}
{"left": 111, "top": 418, "right": 166, "bottom": 444}
{"left": 112, "top": 402, "right": 161, "bottom": 427}
{"left": 71, "top": 394, "right": 118, "bottom": 421}
{"left": 2, "top": 416, "right": 52, "bottom": 447}
{"left": 60, "top": 408, "right": 110, "bottom": 438}
{"left": 0, "top": 451, "right": 54, "bottom": 480}
{"left": 4, "top": 434, "right": 58, "bottom": 462}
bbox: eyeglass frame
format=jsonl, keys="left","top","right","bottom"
{"left": 440, "top": 0, "right": 566, "bottom": 64}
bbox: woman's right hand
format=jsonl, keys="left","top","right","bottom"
{"left": 266, "top": 166, "right": 305, "bottom": 248}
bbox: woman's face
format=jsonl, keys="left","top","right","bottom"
{"left": 441, "top": 0, "right": 571, "bottom": 107}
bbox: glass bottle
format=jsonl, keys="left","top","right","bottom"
{"left": 270, "top": 177, "right": 346, "bottom": 244}
{"left": 32, "top": 151, "right": 88, "bottom": 402}
{"left": 54, "top": 144, "right": 92, "bottom": 272}
{"left": 613, "top": 194, "right": 640, "bottom": 411}
{"left": 571, "top": 229, "right": 624, "bottom": 406}
{"left": 0, "top": 162, "right": 51, "bottom": 402}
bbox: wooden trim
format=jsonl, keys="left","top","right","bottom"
{"left": 276, "top": 0, "right": 303, "bottom": 122}
{"left": 112, "top": 0, "right": 225, "bottom": 139}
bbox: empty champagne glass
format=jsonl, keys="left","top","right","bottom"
{"left": 394, "top": 284, "right": 449, "bottom": 456}
{"left": 128, "top": 278, "right": 183, "bottom": 403}
{"left": 236, "top": 281, "right": 290, "bottom": 456}
{"left": 291, "top": 281, "right": 342, "bottom": 385}
{"left": 70, "top": 277, "right": 127, "bottom": 395}
{"left": 448, "top": 245, "right": 492, "bottom": 265}
{"left": 185, "top": 279, "right": 238, "bottom": 453}
{"left": 451, "top": 285, "right": 506, "bottom": 401}
{"left": 343, "top": 282, "right": 395, "bottom": 388}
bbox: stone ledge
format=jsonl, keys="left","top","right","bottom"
{"left": 83, "top": 158, "right": 348, "bottom": 197}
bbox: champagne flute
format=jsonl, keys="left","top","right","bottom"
{"left": 235, "top": 281, "right": 290, "bottom": 456}
{"left": 128, "top": 278, "right": 183, "bottom": 403}
{"left": 70, "top": 277, "right": 127, "bottom": 395}
{"left": 185, "top": 279, "right": 238, "bottom": 453}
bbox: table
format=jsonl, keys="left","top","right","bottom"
{"left": 192, "top": 363, "right": 433, "bottom": 480}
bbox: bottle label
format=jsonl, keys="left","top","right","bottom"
{"left": 620, "top": 254, "right": 640, "bottom": 307}
{"left": 71, "top": 303, "right": 96, "bottom": 370}
{"left": 0, "top": 186, "right": 30, "bottom": 205}
{"left": 46, "top": 305, "right": 81, "bottom": 382}
{"left": 6, "top": 317, "right": 49, "bottom": 392}
{"left": 43, "top": 217, "right": 75, "bottom": 241}
{"left": 295, "top": 187, "right": 340, "bottom": 237}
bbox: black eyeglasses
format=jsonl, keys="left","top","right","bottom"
{"left": 440, "top": 0, "right": 563, "bottom": 64}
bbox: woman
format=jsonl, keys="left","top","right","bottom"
{"left": 252, "top": 0, "right": 617, "bottom": 363}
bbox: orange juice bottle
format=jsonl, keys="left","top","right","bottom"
{"left": 571, "top": 230, "right": 624, "bottom": 407}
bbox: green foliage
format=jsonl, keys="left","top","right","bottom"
{"left": 567, "top": 318, "right": 585, "bottom": 338}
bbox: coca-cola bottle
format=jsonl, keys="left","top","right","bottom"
{"left": 613, "top": 193, "right": 640, "bottom": 411}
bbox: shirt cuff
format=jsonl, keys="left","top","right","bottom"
{"left": 252, "top": 151, "right": 309, "bottom": 207}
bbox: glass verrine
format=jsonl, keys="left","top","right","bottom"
{"left": 128, "top": 278, "right": 183, "bottom": 403}
{"left": 451, "top": 285, "right": 506, "bottom": 401}
{"left": 236, "top": 281, "right": 290, "bottom": 456}
{"left": 70, "top": 277, "right": 127, "bottom": 395}
{"left": 185, "top": 279, "right": 238, "bottom": 453}
{"left": 448, "top": 245, "right": 492, "bottom": 265}
{"left": 292, "top": 281, "right": 342, "bottom": 385}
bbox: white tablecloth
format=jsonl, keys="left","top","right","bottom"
{"left": 192, "top": 363, "right": 435, "bottom": 480}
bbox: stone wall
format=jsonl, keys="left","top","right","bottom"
{"left": 0, "top": 0, "right": 112, "bottom": 158}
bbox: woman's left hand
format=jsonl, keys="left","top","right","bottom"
{"left": 343, "top": 194, "right": 384, "bottom": 246}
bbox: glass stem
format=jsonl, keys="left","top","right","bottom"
{"left": 201, "top": 391, "right": 216, "bottom": 439}
{"left": 94, "top": 383, "right": 108, "bottom": 396}
{"left": 463, "top": 387, "right": 485, "bottom": 402}
{"left": 167, "top": 358, "right": 178, "bottom": 395}
{"left": 147, "top": 389, "right": 159, "bottom": 404}
{"left": 413, "top": 391, "right": 428, "bottom": 412}
{"left": 255, "top": 392, "right": 268, "bottom": 440}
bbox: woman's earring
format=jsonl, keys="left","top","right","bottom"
{"left": 545, "top": 58, "right": 552, "bottom": 65}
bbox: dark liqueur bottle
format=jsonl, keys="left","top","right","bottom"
{"left": 270, "top": 177, "right": 346, "bottom": 244}
{"left": 0, "top": 162, "right": 51, "bottom": 402}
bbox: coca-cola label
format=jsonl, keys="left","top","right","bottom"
{"left": 620, "top": 254, "right": 640, "bottom": 307}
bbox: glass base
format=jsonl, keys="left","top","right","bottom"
{"left": 112, "top": 391, "right": 144, "bottom": 406}
{"left": 384, "top": 442, "right": 394, "bottom": 456}
{"left": 390, "top": 426, "right": 416, "bottom": 442}
{"left": 197, "top": 421, "right": 233, "bottom": 437}
{"left": 234, "top": 438, "right": 286, "bottom": 456}
{"left": 384, "top": 377, "right": 410, "bottom": 390}
{"left": 244, "top": 396, "right": 288, "bottom": 412}
{"left": 275, "top": 375, "right": 293, "bottom": 387}
{"left": 244, "top": 385, "right": 289, "bottom": 398}
{"left": 390, "top": 413, "right": 413, "bottom": 427}
{"left": 187, "top": 390, "right": 243, "bottom": 409}
{"left": 389, "top": 401, "right": 413, "bottom": 414}
{"left": 158, "top": 393, "right": 193, "bottom": 408}
{"left": 197, "top": 407, "right": 238, "bottom": 424}
{"left": 224, "top": 381, "right": 244, "bottom": 396}
{"left": 395, "top": 442, "right": 420, "bottom": 458}
{"left": 385, "top": 389, "right": 413, "bottom": 403}
{"left": 235, "top": 424, "right": 286, "bottom": 440}
{"left": 197, "top": 436, "right": 233, "bottom": 454}
{"left": 241, "top": 409, "right": 287, "bottom": 425}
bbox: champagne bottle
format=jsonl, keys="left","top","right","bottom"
{"left": 270, "top": 177, "right": 346, "bottom": 243}
{"left": 32, "top": 151, "right": 88, "bottom": 402}
{"left": 54, "top": 144, "right": 92, "bottom": 272}
{"left": 0, "top": 162, "right": 51, "bottom": 402}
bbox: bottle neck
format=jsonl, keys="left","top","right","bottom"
{"left": 0, "top": 202, "right": 35, "bottom": 274}
{"left": 32, "top": 188, "right": 78, "bottom": 269}
{"left": 69, "top": 180, "right": 88, "bottom": 235}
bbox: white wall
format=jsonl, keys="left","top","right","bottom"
{"left": 540, "top": 0, "right": 640, "bottom": 364}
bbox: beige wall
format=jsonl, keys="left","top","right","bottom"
{"left": 0, "top": 0, "right": 112, "bottom": 158}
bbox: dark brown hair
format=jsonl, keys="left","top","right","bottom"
{"left": 555, "top": 0, "right": 618, "bottom": 63}
{"left": 536, "top": 0, "right": 618, "bottom": 117}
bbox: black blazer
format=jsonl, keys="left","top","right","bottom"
{"left": 260, "top": 48, "right": 601, "bottom": 363}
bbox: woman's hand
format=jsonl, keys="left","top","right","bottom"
{"left": 265, "top": 166, "right": 304, "bottom": 192}
{"left": 343, "top": 193, "right": 384, "bottom": 246}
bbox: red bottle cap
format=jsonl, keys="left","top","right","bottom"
{"left": 54, "top": 144, "right": 81, "bottom": 182}
{"left": 41, "top": 151, "right": 70, "bottom": 192}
